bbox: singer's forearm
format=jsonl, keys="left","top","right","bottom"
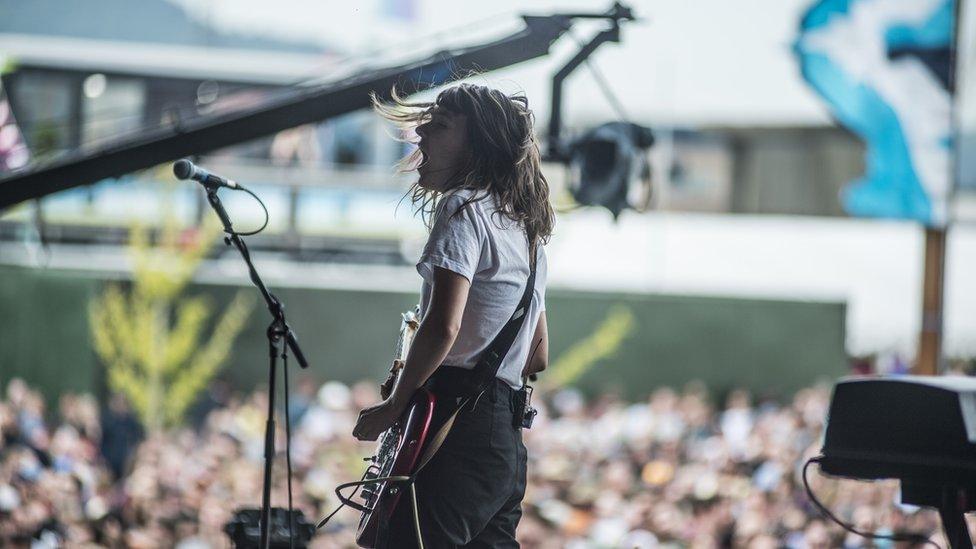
{"left": 388, "top": 266, "right": 469, "bottom": 407}
{"left": 388, "top": 321, "right": 459, "bottom": 407}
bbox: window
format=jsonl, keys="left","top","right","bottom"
{"left": 81, "top": 74, "right": 146, "bottom": 149}
{"left": 9, "top": 71, "right": 74, "bottom": 158}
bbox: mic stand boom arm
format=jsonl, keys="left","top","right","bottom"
{"left": 205, "top": 186, "right": 308, "bottom": 369}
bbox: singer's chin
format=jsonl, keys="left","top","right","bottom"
{"left": 416, "top": 172, "right": 433, "bottom": 191}
{"left": 417, "top": 171, "right": 444, "bottom": 192}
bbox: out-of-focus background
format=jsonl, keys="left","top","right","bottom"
{"left": 0, "top": 0, "right": 973, "bottom": 547}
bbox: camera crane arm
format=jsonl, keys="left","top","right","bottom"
{"left": 0, "top": 3, "right": 636, "bottom": 210}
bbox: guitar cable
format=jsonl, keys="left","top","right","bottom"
{"left": 314, "top": 469, "right": 369, "bottom": 530}
{"left": 323, "top": 474, "right": 424, "bottom": 547}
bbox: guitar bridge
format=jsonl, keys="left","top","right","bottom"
{"left": 359, "top": 465, "right": 382, "bottom": 506}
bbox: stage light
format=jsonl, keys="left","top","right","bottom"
{"left": 566, "top": 121, "right": 654, "bottom": 219}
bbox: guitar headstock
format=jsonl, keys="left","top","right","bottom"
{"left": 392, "top": 306, "right": 422, "bottom": 367}
{"left": 401, "top": 306, "right": 420, "bottom": 330}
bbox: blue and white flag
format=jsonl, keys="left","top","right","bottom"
{"left": 795, "top": 0, "right": 954, "bottom": 226}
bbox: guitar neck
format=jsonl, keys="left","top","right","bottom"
{"left": 394, "top": 308, "right": 420, "bottom": 365}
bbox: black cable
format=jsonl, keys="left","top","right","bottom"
{"left": 226, "top": 186, "right": 270, "bottom": 237}
{"left": 315, "top": 470, "right": 367, "bottom": 530}
{"left": 282, "top": 341, "right": 295, "bottom": 549}
{"left": 802, "top": 456, "right": 941, "bottom": 549}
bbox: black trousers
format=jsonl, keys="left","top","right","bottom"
{"left": 378, "top": 367, "right": 528, "bottom": 548}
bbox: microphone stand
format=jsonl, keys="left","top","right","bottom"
{"left": 202, "top": 184, "right": 309, "bottom": 549}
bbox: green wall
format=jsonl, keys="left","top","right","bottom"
{"left": 0, "top": 267, "right": 100, "bottom": 404}
{"left": 0, "top": 265, "right": 847, "bottom": 402}
{"left": 545, "top": 290, "right": 846, "bottom": 398}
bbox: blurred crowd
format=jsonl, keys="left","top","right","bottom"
{"left": 1, "top": 375, "right": 961, "bottom": 548}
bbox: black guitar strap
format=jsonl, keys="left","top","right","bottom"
{"left": 409, "top": 240, "right": 538, "bottom": 476}
{"left": 467, "top": 240, "right": 538, "bottom": 396}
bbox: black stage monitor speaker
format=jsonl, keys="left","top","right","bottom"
{"left": 819, "top": 375, "right": 976, "bottom": 547}
{"left": 821, "top": 375, "right": 976, "bottom": 486}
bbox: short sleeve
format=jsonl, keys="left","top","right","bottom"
{"left": 416, "top": 193, "right": 484, "bottom": 282}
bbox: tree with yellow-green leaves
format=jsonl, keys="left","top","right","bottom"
{"left": 89, "top": 198, "right": 254, "bottom": 431}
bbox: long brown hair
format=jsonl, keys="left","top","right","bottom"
{"left": 371, "top": 83, "right": 555, "bottom": 247}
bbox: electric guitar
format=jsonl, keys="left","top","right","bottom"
{"left": 355, "top": 307, "right": 437, "bottom": 548}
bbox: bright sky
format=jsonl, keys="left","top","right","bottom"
{"left": 170, "top": 0, "right": 836, "bottom": 127}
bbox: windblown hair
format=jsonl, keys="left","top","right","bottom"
{"left": 371, "top": 83, "right": 555, "bottom": 247}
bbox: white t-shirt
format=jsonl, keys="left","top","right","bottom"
{"left": 416, "top": 188, "right": 548, "bottom": 390}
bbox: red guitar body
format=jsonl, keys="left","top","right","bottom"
{"left": 355, "top": 387, "right": 437, "bottom": 547}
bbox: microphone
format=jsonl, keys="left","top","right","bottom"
{"left": 173, "top": 159, "right": 239, "bottom": 189}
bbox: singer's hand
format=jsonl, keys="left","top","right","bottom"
{"left": 352, "top": 399, "right": 406, "bottom": 441}
{"left": 379, "top": 360, "right": 404, "bottom": 400}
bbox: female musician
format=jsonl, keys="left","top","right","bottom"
{"left": 352, "top": 82, "right": 552, "bottom": 547}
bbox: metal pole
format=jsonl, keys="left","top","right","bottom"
{"left": 914, "top": 0, "right": 962, "bottom": 375}
{"left": 916, "top": 227, "right": 946, "bottom": 375}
